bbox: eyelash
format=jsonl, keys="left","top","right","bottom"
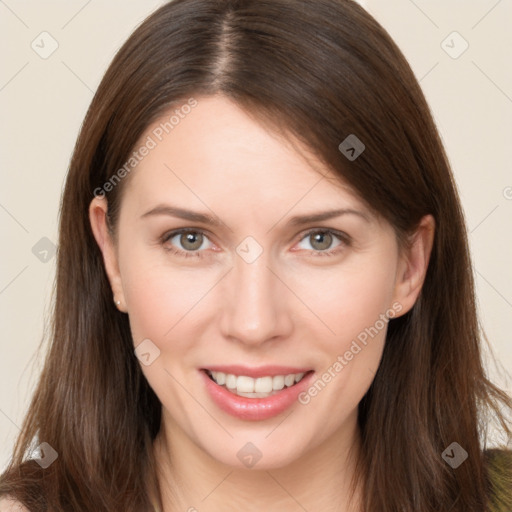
{"left": 160, "top": 228, "right": 351, "bottom": 260}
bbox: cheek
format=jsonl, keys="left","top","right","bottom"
{"left": 286, "top": 250, "right": 398, "bottom": 345}
{"left": 120, "top": 236, "right": 399, "bottom": 351}
{"left": 118, "top": 252, "right": 208, "bottom": 409}
{"left": 118, "top": 244, "right": 219, "bottom": 354}
{"left": 116, "top": 241, "right": 176, "bottom": 343}
{"left": 292, "top": 252, "right": 398, "bottom": 411}
{"left": 336, "top": 265, "right": 397, "bottom": 341}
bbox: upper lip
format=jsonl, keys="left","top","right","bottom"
{"left": 202, "top": 365, "right": 314, "bottom": 379}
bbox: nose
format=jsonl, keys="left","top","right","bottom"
{"left": 220, "top": 248, "right": 293, "bottom": 347}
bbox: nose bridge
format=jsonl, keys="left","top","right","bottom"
{"left": 221, "top": 243, "right": 289, "bottom": 345}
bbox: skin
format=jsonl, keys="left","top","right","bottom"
{"left": 89, "top": 95, "right": 435, "bottom": 512}
{"left": 0, "top": 498, "right": 29, "bottom": 512}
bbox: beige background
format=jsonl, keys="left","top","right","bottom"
{"left": 1, "top": 0, "right": 511, "bottom": 470}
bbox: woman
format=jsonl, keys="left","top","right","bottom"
{"left": 1, "top": 0, "right": 511, "bottom": 510}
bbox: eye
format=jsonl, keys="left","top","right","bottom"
{"left": 161, "top": 227, "right": 350, "bottom": 260}
{"left": 162, "top": 229, "right": 213, "bottom": 258}
{"left": 295, "top": 229, "right": 349, "bottom": 256}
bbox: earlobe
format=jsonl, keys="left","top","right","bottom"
{"left": 392, "top": 215, "right": 435, "bottom": 317}
{"left": 88, "top": 197, "right": 127, "bottom": 313}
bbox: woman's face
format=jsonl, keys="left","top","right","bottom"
{"left": 90, "top": 95, "right": 431, "bottom": 469}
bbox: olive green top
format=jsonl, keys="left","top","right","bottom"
{"left": 486, "top": 449, "right": 512, "bottom": 512}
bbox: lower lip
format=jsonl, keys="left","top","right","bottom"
{"left": 200, "top": 369, "right": 315, "bottom": 421}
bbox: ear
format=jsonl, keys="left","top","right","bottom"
{"left": 89, "top": 196, "right": 127, "bottom": 313}
{"left": 392, "top": 214, "right": 435, "bottom": 317}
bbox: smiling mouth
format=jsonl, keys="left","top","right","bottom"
{"left": 203, "top": 369, "right": 314, "bottom": 398}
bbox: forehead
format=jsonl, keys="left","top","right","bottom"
{"left": 122, "top": 95, "right": 368, "bottom": 215}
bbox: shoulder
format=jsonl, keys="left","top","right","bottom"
{"left": 0, "top": 497, "right": 29, "bottom": 512}
{"left": 484, "top": 448, "right": 512, "bottom": 511}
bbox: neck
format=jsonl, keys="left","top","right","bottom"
{"left": 153, "top": 410, "right": 364, "bottom": 512}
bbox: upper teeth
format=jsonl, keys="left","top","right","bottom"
{"left": 209, "top": 371, "right": 306, "bottom": 393}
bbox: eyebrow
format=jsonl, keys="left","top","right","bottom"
{"left": 140, "top": 204, "right": 370, "bottom": 226}
{"left": 141, "top": 205, "right": 224, "bottom": 226}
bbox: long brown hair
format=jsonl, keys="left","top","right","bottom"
{"left": 1, "top": 0, "right": 511, "bottom": 510}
